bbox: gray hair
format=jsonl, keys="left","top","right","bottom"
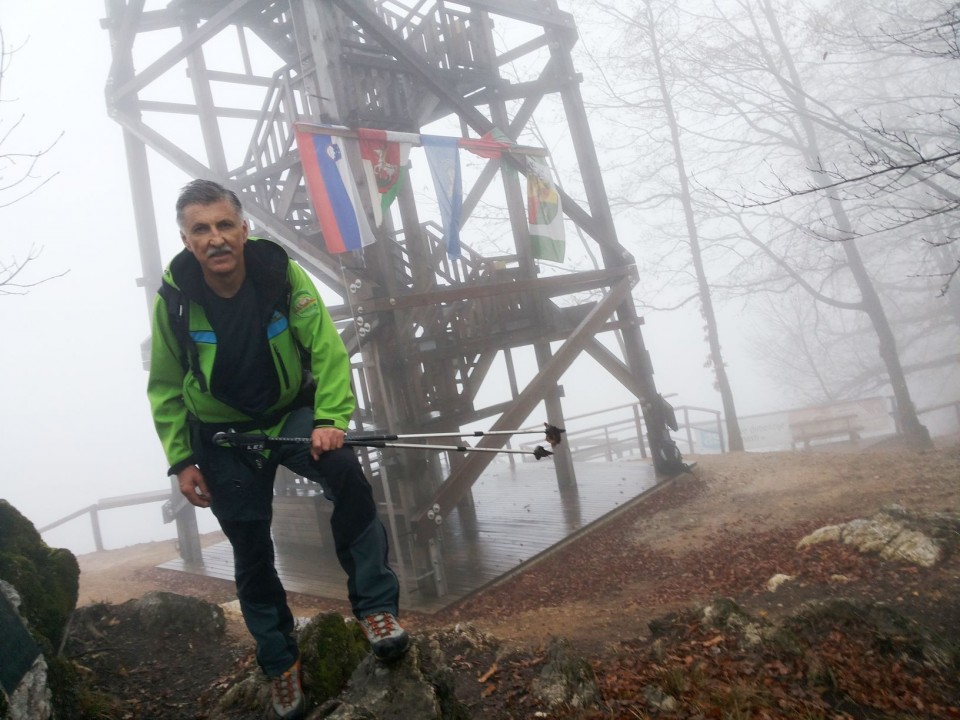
{"left": 176, "top": 179, "right": 243, "bottom": 227}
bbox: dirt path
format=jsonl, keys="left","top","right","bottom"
{"left": 70, "top": 439, "right": 960, "bottom": 720}
{"left": 76, "top": 440, "right": 960, "bottom": 644}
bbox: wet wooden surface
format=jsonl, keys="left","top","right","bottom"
{"left": 159, "top": 458, "right": 659, "bottom": 613}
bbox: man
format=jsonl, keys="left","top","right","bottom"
{"left": 147, "top": 179, "right": 410, "bottom": 720}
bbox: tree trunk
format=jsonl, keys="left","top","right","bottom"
{"left": 759, "top": 0, "right": 931, "bottom": 449}
{"left": 643, "top": 0, "right": 744, "bottom": 451}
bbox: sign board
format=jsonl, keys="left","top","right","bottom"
{"left": 734, "top": 412, "right": 792, "bottom": 451}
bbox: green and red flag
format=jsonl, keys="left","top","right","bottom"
{"left": 357, "top": 128, "right": 419, "bottom": 226}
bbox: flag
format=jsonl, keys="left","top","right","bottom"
{"left": 294, "top": 126, "right": 376, "bottom": 254}
{"left": 527, "top": 157, "right": 565, "bottom": 262}
{"left": 422, "top": 135, "right": 463, "bottom": 257}
{"left": 458, "top": 131, "right": 512, "bottom": 159}
{"left": 357, "top": 128, "right": 418, "bottom": 226}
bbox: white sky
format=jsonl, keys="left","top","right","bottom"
{"left": 0, "top": 2, "right": 219, "bottom": 552}
{"left": 0, "top": 2, "right": 782, "bottom": 555}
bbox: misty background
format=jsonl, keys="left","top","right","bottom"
{"left": 1, "top": 1, "right": 957, "bottom": 556}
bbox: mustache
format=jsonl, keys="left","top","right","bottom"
{"left": 206, "top": 246, "right": 233, "bottom": 258}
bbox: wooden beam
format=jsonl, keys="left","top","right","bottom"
{"left": 462, "top": 0, "right": 577, "bottom": 33}
{"left": 412, "top": 277, "right": 635, "bottom": 528}
{"left": 350, "top": 265, "right": 637, "bottom": 314}
{"left": 110, "top": 0, "right": 257, "bottom": 101}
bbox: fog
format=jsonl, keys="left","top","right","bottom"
{"left": 1, "top": 1, "right": 957, "bottom": 557}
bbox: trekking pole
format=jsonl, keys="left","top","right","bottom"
{"left": 337, "top": 424, "right": 565, "bottom": 447}
{"left": 212, "top": 423, "right": 563, "bottom": 461}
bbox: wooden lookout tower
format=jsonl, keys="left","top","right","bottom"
{"left": 104, "top": 0, "right": 684, "bottom": 602}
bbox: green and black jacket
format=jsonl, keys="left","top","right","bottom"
{"left": 147, "top": 238, "right": 354, "bottom": 475}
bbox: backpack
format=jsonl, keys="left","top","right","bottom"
{"left": 158, "top": 282, "right": 209, "bottom": 392}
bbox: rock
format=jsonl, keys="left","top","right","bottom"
{"left": 531, "top": 637, "right": 600, "bottom": 711}
{"left": 796, "top": 523, "right": 843, "bottom": 548}
{"left": 785, "top": 599, "right": 956, "bottom": 670}
{"left": 797, "top": 508, "right": 947, "bottom": 567}
{"left": 299, "top": 613, "right": 368, "bottom": 705}
{"left": 642, "top": 683, "right": 678, "bottom": 712}
{"left": 0, "top": 500, "right": 79, "bottom": 649}
{"left": 219, "top": 598, "right": 242, "bottom": 619}
{"left": 216, "top": 671, "right": 270, "bottom": 718}
{"left": 0, "top": 582, "right": 52, "bottom": 720}
{"left": 320, "top": 642, "right": 444, "bottom": 719}
{"left": 766, "top": 573, "right": 794, "bottom": 592}
{"left": 3, "top": 656, "right": 53, "bottom": 720}
{"left": 879, "top": 527, "right": 940, "bottom": 566}
{"left": 702, "top": 598, "right": 766, "bottom": 647}
{"left": 0, "top": 501, "right": 81, "bottom": 719}
{"left": 210, "top": 618, "right": 476, "bottom": 720}
{"left": 136, "top": 590, "right": 226, "bottom": 636}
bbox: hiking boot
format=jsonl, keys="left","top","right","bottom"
{"left": 359, "top": 612, "right": 411, "bottom": 661}
{"left": 270, "top": 657, "right": 305, "bottom": 719}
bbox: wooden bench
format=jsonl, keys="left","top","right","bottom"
{"left": 790, "top": 413, "right": 864, "bottom": 450}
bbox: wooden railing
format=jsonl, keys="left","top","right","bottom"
{"left": 673, "top": 405, "right": 725, "bottom": 455}
{"left": 38, "top": 490, "right": 173, "bottom": 553}
{"left": 917, "top": 399, "right": 960, "bottom": 429}
{"left": 38, "top": 483, "right": 202, "bottom": 564}
{"left": 41, "top": 399, "right": 722, "bottom": 555}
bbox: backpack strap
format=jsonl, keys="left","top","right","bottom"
{"left": 158, "top": 283, "right": 208, "bottom": 393}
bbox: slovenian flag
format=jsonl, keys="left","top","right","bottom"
{"left": 295, "top": 126, "right": 376, "bottom": 254}
{"left": 357, "top": 128, "right": 419, "bottom": 227}
{"left": 422, "top": 135, "right": 463, "bottom": 258}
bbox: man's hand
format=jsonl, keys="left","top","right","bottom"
{"left": 177, "top": 465, "right": 212, "bottom": 508}
{"left": 311, "top": 426, "right": 346, "bottom": 461}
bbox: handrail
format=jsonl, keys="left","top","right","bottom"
{"left": 39, "top": 490, "right": 173, "bottom": 553}
{"left": 40, "top": 399, "right": 730, "bottom": 552}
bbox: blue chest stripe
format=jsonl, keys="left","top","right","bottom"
{"left": 188, "top": 315, "right": 287, "bottom": 345}
{"left": 190, "top": 330, "right": 217, "bottom": 344}
{"left": 267, "top": 314, "right": 289, "bottom": 339}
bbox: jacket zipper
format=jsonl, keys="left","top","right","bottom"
{"left": 272, "top": 345, "right": 290, "bottom": 390}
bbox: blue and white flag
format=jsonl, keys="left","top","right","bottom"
{"left": 422, "top": 135, "right": 463, "bottom": 257}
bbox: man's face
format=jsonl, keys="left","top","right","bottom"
{"left": 179, "top": 198, "right": 248, "bottom": 281}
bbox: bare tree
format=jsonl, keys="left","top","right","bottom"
{"left": 744, "top": 1, "right": 960, "bottom": 294}
{"left": 0, "top": 26, "right": 65, "bottom": 294}
{"left": 583, "top": 0, "right": 941, "bottom": 447}
{"left": 591, "top": 0, "right": 746, "bottom": 450}
{"left": 718, "top": 0, "right": 933, "bottom": 446}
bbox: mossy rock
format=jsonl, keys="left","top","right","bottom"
{"left": 784, "top": 598, "right": 956, "bottom": 670}
{"left": 0, "top": 500, "right": 79, "bottom": 649}
{"left": 299, "top": 613, "right": 369, "bottom": 704}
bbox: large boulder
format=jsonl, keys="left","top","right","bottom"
{"left": 0, "top": 500, "right": 81, "bottom": 720}
{"left": 0, "top": 581, "right": 51, "bottom": 720}
{"left": 137, "top": 590, "right": 226, "bottom": 636}
{"left": 299, "top": 613, "right": 368, "bottom": 704}
{"left": 0, "top": 500, "right": 79, "bottom": 649}
{"left": 320, "top": 642, "right": 446, "bottom": 720}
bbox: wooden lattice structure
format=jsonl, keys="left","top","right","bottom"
{"left": 103, "top": 0, "right": 682, "bottom": 599}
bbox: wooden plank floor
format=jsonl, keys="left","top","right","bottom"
{"left": 159, "top": 457, "right": 659, "bottom": 614}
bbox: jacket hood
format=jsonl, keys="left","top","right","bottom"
{"left": 162, "top": 237, "right": 289, "bottom": 307}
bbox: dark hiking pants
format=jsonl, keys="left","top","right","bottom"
{"left": 197, "top": 406, "right": 400, "bottom": 676}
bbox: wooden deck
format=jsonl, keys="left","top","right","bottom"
{"left": 159, "top": 457, "right": 660, "bottom": 613}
